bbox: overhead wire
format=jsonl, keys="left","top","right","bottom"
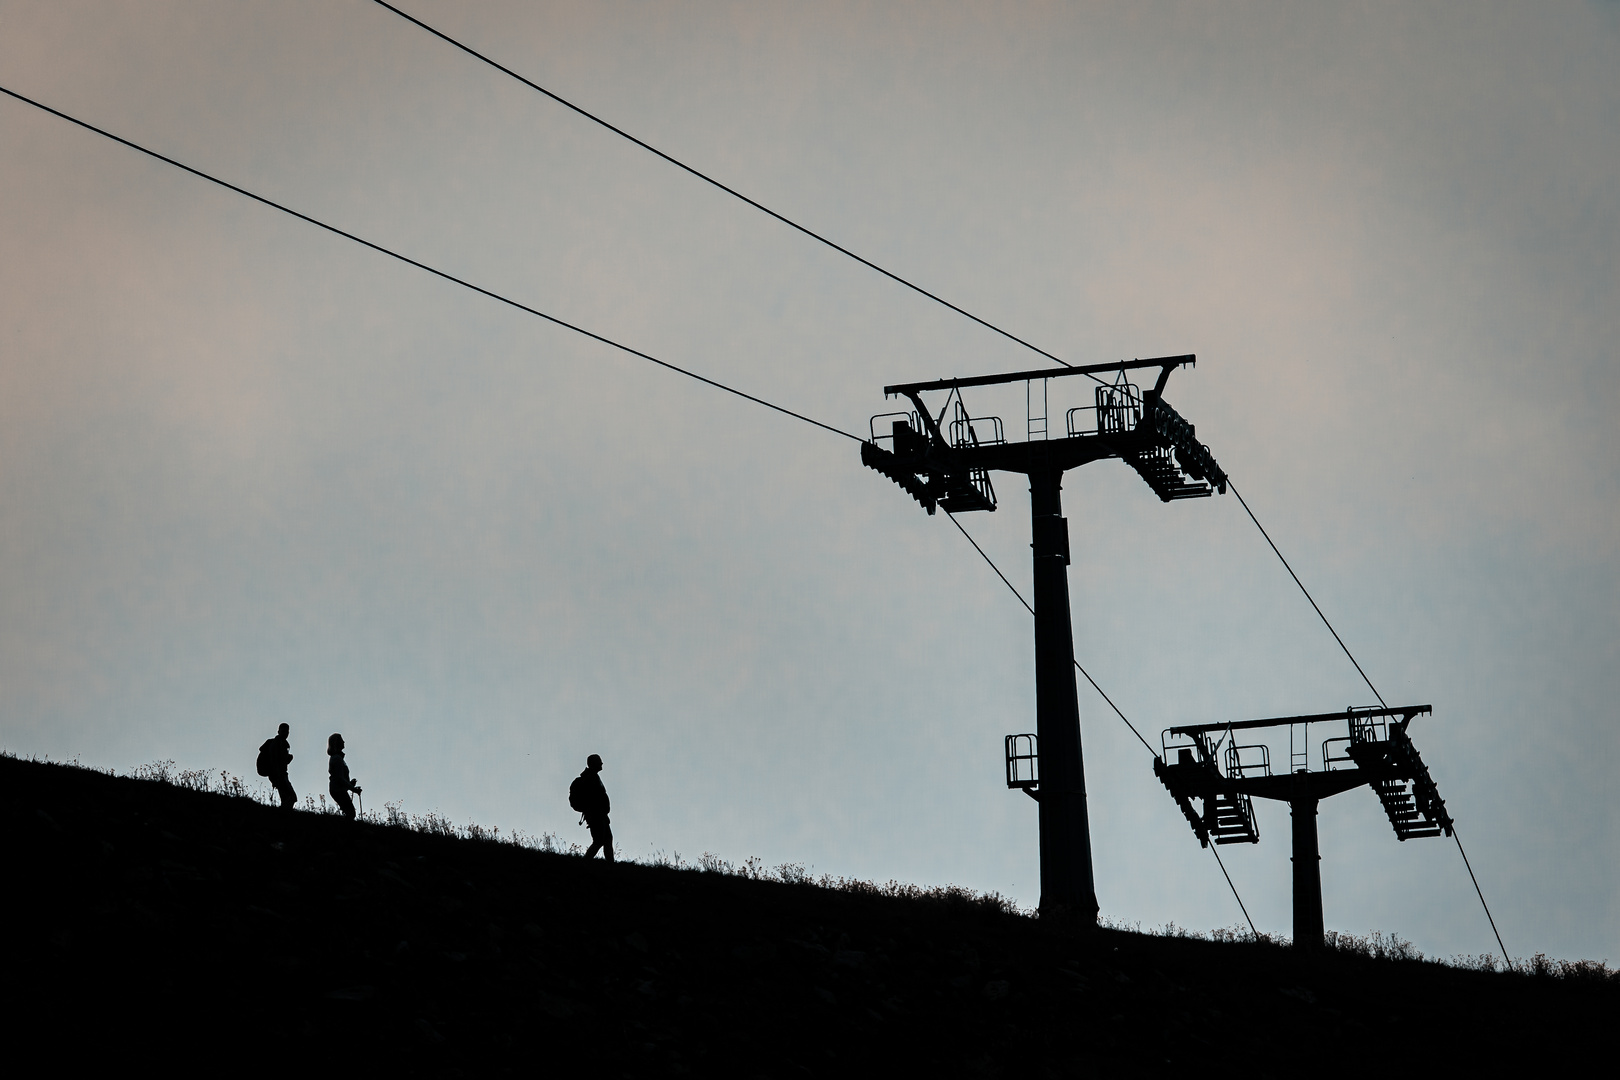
{"left": 371, "top": 0, "right": 1099, "bottom": 379}
{"left": 1208, "top": 845, "right": 1257, "bottom": 938}
{"left": 1450, "top": 826, "right": 1511, "bottom": 968}
{"left": 946, "top": 511, "right": 1257, "bottom": 934}
{"left": 944, "top": 512, "right": 1155, "bottom": 754}
{"left": 1225, "top": 478, "right": 1511, "bottom": 962}
{"left": 1228, "top": 480, "right": 1388, "bottom": 710}
{"left": 0, "top": 84, "right": 862, "bottom": 447}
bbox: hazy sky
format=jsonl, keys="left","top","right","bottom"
{"left": 2, "top": 1, "right": 1616, "bottom": 961}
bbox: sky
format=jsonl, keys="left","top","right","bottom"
{"left": 1, "top": 1, "right": 1616, "bottom": 962}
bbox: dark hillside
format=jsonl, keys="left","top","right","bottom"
{"left": 4, "top": 755, "right": 1610, "bottom": 1076}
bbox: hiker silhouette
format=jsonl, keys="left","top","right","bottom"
{"left": 327, "top": 733, "right": 362, "bottom": 820}
{"left": 256, "top": 723, "right": 296, "bottom": 812}
{"left": 569, "top": 754, "right": 613, "bottom": 861}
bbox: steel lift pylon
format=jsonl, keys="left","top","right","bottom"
{"left": 863, "top": 355, "right": 1227, "bottom": 918}
{"left": 1154, "top": 705, "right": 1454, "bottom": 947}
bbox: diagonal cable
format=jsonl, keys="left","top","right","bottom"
{"left": 1450, "top": 825, "right": 1511, "bottom": 966}
{"left": 0, "top": 84, "right": 861, "bottom": 446}
{"left": 372, "top": 0, "right": 1079, "bottom": 371}
{"left": 945, "top": 511, "right": 1156, "bottom": 755}
{"left": 1226, "top": 478, "right": 1510, "bottom": 961}
{"left": 1209, "top": 844, "right": 1258, "bottom": 937}
{"left": 1228, "top": 481, "right": 1387, "bottom": 709}
{"left": 945, "top": 510, "right": 1257, "bottom": 929}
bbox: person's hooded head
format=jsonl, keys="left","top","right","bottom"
{"left": 328, "top": 733, "right": 345, "bottom": 755}
{"left": 277, "top": 723, "right": 289, "bottom": 738}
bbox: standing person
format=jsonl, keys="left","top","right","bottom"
{"left": 327, "top": 733, "right": 362, "bottom": 820}
{"left": 256, "top": 723, "right": 296, "bottom": 813}
{"left": 569, "top": 754, "right": 613, "bottom": 862}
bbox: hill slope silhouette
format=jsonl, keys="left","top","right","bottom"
{"left": 5, "top": 755, "right": 1610, "bottom": 1075}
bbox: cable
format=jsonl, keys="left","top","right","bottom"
{"left": 0, "top": 84, "right": 861, "bottom": 446}
{"left": 1209, "top": 844, "right": 1258, "bottom": 937}
{"left": 1452, "top": 825, "right": 1511, "bottom": 966}
{"left": 945, "top": 510, "right": 1032, "bottom": 612}
{"left": 1228, "top": 481, "right": 1388, "bottom": 709}
{"left": 946, "top": 509, "right": 1258, "bottom": 930}
{"left": 1227, "top": 477, "right": 1512, "bottom": 960}
{"left": 948, "top": 512, "right": 1257, "bottom": 928}
{"left": 372, "top": 0, "right": 1080, "bottom": 373}
{"left": 945, "top": 511, "right": 1157, "bottom": 756}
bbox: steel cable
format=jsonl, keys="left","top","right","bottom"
{"left": 0, "top": 84, "right": 863, "bottom": 447}
{"left": 1225, "top": 479, "right": 1511, "bottom": 962}
{"left": 371, "top": 0, "right": 1090, "bottom": 375}
{"left": 946, "top": 512, "right": 1257, "bottom": 931}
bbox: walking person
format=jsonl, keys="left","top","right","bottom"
{"left": 327, "top": 733, "right": 362, "bottom": 821}
{"left": 568, "top": 754, "right": 614, "bottom": 862}
{"left": 256, "top": 723, "right": 296, "bottom": 812}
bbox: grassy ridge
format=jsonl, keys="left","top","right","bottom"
{"left": 4, "top": 754, "right": 1611, "bottom": 1075}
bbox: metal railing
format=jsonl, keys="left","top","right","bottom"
{"left": 1064, "top": 381, "right": 1144, "bottom": 438}
{"left": 1225, "top": 743, "right": 1272, "bottom": 779}
{"left": 867, "top": 410, "right": 921, "bottom": 447}
{"left": 1064, "top": 405, "right": 1097, "bottom": 438}
{"left": 1347, "top": 707, "right": 1390, "bottom": 747}
{"left": 950, "top": 412, "right": 1005, "bottom": 448}
{"left": 1161, "top": 731, "right": 1202, "bottom": 766}
{"left": 1005, "top": 733, "right": 1038, "bottom": 788}
{"left": 1322, "top": 737, "right": 1356, "bottom": 771}
{"left": 1096, "top": 381, "right": 1143, "bottom": 434}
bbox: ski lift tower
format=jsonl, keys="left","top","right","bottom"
{"left": 862, "top": 355, "right": 1227, "bottom": 918}
{"left": 1154, "top": 705, "right": 1454, "bottom": 947}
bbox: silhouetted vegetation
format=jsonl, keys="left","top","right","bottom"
{"left": 5, "top": 751, "right": 1612, "bottom": 1074}
{"left": 90, "top": 753, "right": 1032, "bottom": 915}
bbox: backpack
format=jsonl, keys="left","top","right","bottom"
{"left": 256, "top": 739, "right": 278, "bottom": 777}
{"left": 568, "top": 774, "right": 591, "bottom": 814}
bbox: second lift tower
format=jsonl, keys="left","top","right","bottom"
{"left": 862, "top": 355, "right": 1227, "bottom": 918}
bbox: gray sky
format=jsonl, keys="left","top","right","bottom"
{"left": 2, "top": 1, "right": 1615, "bottom": 961}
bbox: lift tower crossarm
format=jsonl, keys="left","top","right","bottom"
{"left": 1166, "top": 705, "right": 1432, "bottom": 739}
{"left": 882, "top": 355, "right": 1194, "bottom": 397}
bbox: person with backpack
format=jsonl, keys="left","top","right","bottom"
{"left": 256, "top": 723, "right": 296, "bottom": 812}
{"left": 327, "top": 733, "right": 362, "bottom": 820}
{"left": 569, "top": 754, "right": 613, "bottom": 862}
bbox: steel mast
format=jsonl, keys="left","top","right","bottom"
{"left": 863, "top": 355, "right": 1227, "bottom": 917}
